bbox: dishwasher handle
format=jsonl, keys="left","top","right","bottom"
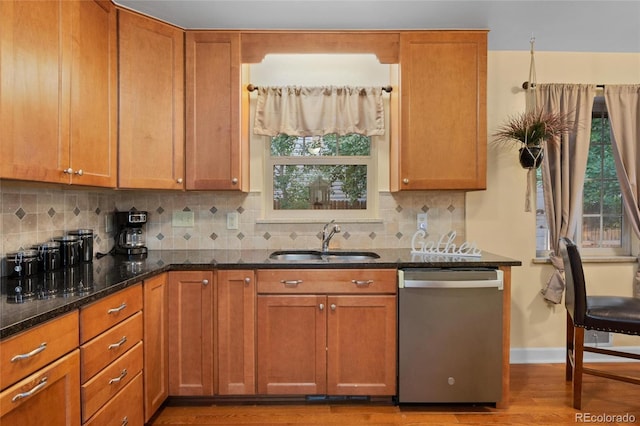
{"left": 399, "top": 270, "right": 503, "bottom": 290}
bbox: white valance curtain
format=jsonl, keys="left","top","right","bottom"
{"left": 253, "top": 86, "right": 385, "bottom": 137}
{"left": 605, "top": 85, "right": 640, "bottom": 297}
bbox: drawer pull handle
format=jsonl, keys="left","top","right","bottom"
{"left": 11, "top": 377, "right": 47, "bottom": 402}
{"left": 107, "top": 303, "right": 127, "bottom": 314}
{"left": 122, "top": 416, "right": 129, "bottom": 426}
{"left": 11, "top": 342, "right": 47, "bottom": 362}
{"left": 280, "top": 279, "right": 303, "bottom": 287}
{"left": 109, "top": 369, "right": 128, "bottom": 385}
{"left": 351, "top": 279, "right": 374, "bottom": 287}
{"left": 108, "top": 336, "right": 127, "bottom": 350}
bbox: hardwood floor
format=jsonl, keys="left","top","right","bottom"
{"left": 149, "top": 363, "right": 640, "bottom": 425}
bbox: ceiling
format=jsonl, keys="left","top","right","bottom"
{"left": 113, "top": 1, "right": 640, "bottom": 53}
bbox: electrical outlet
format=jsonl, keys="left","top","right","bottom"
{"left": 105, "top": 214, "right": 114, "bottom": 233}
{"left": 227, "top": 212, "right": 239, "bottom": 230}
{"left": 417, "top": 213, "right": 428, "bottom": 230}
{"left": 172, "top": 210, "right": 195, "bottom": 227}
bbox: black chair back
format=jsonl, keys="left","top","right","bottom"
{"left": 559, "top": 237, "right": 587, "bottom": 326}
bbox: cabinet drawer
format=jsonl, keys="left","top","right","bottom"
{"left": 80, "top": 312, "right": 143, "bottom": 383}
{"left": 80, "top": 284, "right": 142, "bottom": 344}
{"left": 84, "top": 371, "right": 143, "bottom": 426}
{"left": 256, "top": 269, "right": 397, "bottom": 294}
{"left": 0, "top": 349, "right": 80, "bottom": 424}
{"left": 81, "top": 341, "right": 143, "bottom": 422}
{"left": 1, "top": 311, "right": 79, "bottom": 391}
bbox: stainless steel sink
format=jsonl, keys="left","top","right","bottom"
{"left": 268, "top": 250, "right": 323, "bottom": 261}
{"left": 268, "top": 250, "right": 380, "bottom": 261}
{"left": 325, "top": 252, "right": 380, "bottom": 261}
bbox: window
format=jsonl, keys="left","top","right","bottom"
{"left": 264, "top": 133, "right": 377, "bottom": 220}
{"left": 536, "top": 96, "right": 630, "bottom": 256}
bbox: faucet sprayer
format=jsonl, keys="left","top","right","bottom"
{"left": 321, "top": 220, "right": 341, "bottom": 253}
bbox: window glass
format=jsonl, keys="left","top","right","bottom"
{"left": 266, "top": 133, "right": 376, "bottom": 217}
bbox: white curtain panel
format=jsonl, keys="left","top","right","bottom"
{"left": 253, "top": 86, "right": 385, "bottom": 137}
{"left": 605, "top": 85, "right": 640, "bottom": 297}
{"left": 537, "top": 83, "right": 597, "bottom": 304}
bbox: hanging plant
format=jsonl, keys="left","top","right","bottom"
{"left": 494, "top": 109, "right": 574, "bottom": 169}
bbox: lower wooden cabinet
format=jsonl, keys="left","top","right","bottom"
{"left": 216, "top": 270, "right": 256, "bottom": 395}
{"left": 143, "top": 273, "right": 169, "bottom": 421}
{"left": 256, "top": 269, "right": 397, "bottom": 396}
{"left": 81, "top": 342, "right": 143, "bottom": 422}
{"left": 168, "top": 271, "right": 215, "bottom": 396}
{"left": 84, "top": 372, "right": 143, "bottom": 426}
{"left": 0, "top": 350, "right": 81, "bottom": 426}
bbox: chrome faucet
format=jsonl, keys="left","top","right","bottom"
{"left": 321, "top": 220, "right": 341, "bottom": 253}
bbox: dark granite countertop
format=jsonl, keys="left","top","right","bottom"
{"left": 1, "top": 248, "right": 521, "bottom": 340}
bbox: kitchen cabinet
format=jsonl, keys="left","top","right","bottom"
{"left": 117, "top": 9, "right": 185, "bottom": 190}
{"left": 168, "top": 271, "right": 215, "bottom": 396}
{"left": 84, "top": 372, "right": 143, "bottom": 426}
{"left": 256, "top": 269, "right": 397, "bottom": 396}
{"left": 143, "top": 273, "right": 169, "bottom": 421}
{"left": 0, "top": 0, "right": 117, "bottom": 187}
{"left": 216, "top": 270, "right": 256, "bottom": 395}
{"left": 185, "top": 32, "right": 248, "bottom": 191}
{"left": 0, "top": 311, "right": 80, "bottom": 426}
{"left": 393, "top": 31, "right": 487, "bottom": 191}
{"left": 79, "top": 284, "right": 143, "bottom": 424}
{"left": 0, "top": 350, "right": 81, "bottom": 426}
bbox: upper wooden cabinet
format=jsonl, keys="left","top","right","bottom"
{"left": 117, "top": 9, "right": 185, "bottom": 190}
{"left": 393, "top": 31, "right": 487, "bottom": 191}
{"left": 0, "top": 0, "right": 117, "bottom": 187}
{"left": 185, "top": 32, "right": 248, "bottom": 191}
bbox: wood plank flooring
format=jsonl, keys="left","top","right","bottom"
{"left": 149, "top": 363, "right": 640, "bottom": 425}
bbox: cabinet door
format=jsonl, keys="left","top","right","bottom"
{"left": 395, "top": 31, "right": 487, "bottom": 190}
{"left": 143, "top": 273, "right": 168, "bottom": 421}
{"left": 327, "top": 295, "right": 397, "bottom": 396}
{"left": 168, "top": 271, "right": 214, "bottom": 396}
{"left": 217, "top": 270, "right": 255, "bottom": 395}
{"left": 0, "top": 0, "right": 70, "bottom": 184}
{"left": 118, "top": 10, "right": 185, "bottom": 189}
{"left": 185, "top": 32, "right": 247, "bottom": 191}
{"left": 68, "top": 0, "right": 117, "bottom": 187}
{"left": 0, "top": 350, "right": 80, "bottom": 426}
{"left": 257, "top": 295, "right": 326, "bottom": 395}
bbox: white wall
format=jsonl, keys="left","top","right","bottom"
{"left": 468, "top": 50, "right": 640, "bottom": 352}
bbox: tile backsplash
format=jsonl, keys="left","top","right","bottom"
{"left": 0, "top": 180, "right": 465, "bottom": 275}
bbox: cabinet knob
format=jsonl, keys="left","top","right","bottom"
{"left": 330, "top": 304, "right": 336, "bottom": 311}
{"left": 403, "top": 178, "right": 409, "bottom": 184}
{"left": 63, "top": 167, "right": 73, "bottom": 174}
{"left": 231, "top": 178, "right": 238, "bottom": 184}
{"left": 319, "top": 303, "right": 325, "bottom": 311}
{"left": 176, "top": 178, "right": 183, "bottom": 184}
{"left": 74, "top": 169, "right": 83, "bottom": 176}
{"left": 244, "top": 277, "right": 251, "bottom": 284}
{"left": 202, "top": 279, "right": 209, "bottom": 286}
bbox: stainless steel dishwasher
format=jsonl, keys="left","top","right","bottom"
{"left": 397, "top": 268, "right": 503, "bottom": 404}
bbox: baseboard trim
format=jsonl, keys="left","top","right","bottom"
{"left": 510, "top": 346, "right": 640, "bottom": 364}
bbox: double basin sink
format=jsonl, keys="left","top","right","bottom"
{"left": 269, "top": 250, "right": 380, "bottom": 262}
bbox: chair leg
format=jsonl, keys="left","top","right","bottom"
{"left": 573, "top": 326, "right": 585, "bottom": 410}
{"left": 566, "top": 312, "right": 574, "bottom": 382}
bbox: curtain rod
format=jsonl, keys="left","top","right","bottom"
{"left": 247, "top": 84, "right": 392, "bottom": 93}
{"left": 522, "top": 81, "right": 605, "bottom": 90}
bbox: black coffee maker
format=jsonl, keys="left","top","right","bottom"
{"left": 115, "top": 210, "right": 148, "bottom": 258}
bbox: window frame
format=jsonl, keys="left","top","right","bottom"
{"left": 262, "top": 134, "right": 379, "bottom": 222}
